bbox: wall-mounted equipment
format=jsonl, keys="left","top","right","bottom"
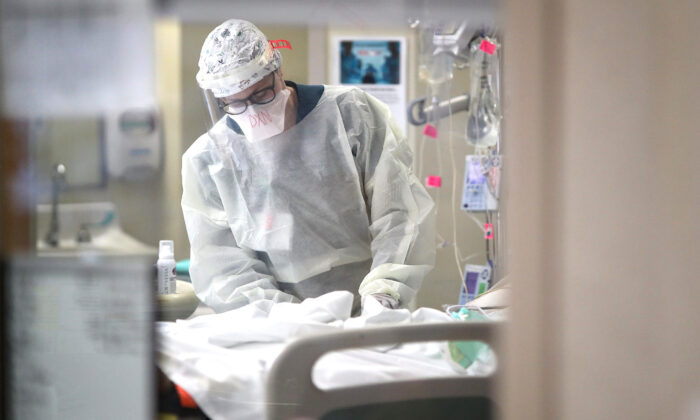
{"left": 105, "top": 108, "right": 161, "bottom": 180}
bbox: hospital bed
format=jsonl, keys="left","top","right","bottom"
{"left": 158, "top": 289, "right": 507, "bottom": 420}
{"left": 267, "top": 321, "right": 501, "bottom": 420}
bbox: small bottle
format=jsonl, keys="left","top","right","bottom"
{"left": 157, "top": 240, "right": 176, "bottom": 295}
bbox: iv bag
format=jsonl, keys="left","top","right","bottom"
{"left": 466, "top": 37, "right": 501, "bottom": 148}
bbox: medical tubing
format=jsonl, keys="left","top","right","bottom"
{"left": 422, "top": 87, "right": 446, "bottom": 249}
{"left": 434, "top": 95, "right": 446, "bottom": 247}
{"left": 437, "top": 232, "right": 448, "bottom": 247}
{"left": 434, "top": 102, "right": 445, "bottom": 176}
{"left": 485, "top": 211, "right": 492, "bottom": 263}
{"left": 488, "top": 210, "right": 497, "bottom": 266}
{"left": 445, "top": 304, "right": 491, "bottom": 320}
{"left": 447, "top": 83, "right": 465, "bottom": 283}
{"left": 417, "top": 83, "right": 434, "bottom": 179}
{"left": 418, "top": 131, "right": 426, "bottom": 179}
{"left": 434, "top": 150, "right": 446, "bottom": 248}
{"left": 490, "top": 212, "right": 496, "bottom": 263}
{"left": 465, "top": 208, "right": 488, "bottom": 232}
{"left": 485, "top": 147, "right": 500, "bottom": 200}
{"left": 460, "top": 251, "right": 485, "bottom": 264}
{"left": 495, "top": 210, "right": 502, "bottom": 274}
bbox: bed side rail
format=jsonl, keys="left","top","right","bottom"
{"left": 266, "top": 321, "right": 502, "bottom": 420}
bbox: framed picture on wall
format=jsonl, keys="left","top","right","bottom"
{"left": 331, "top": 37, "right": 407, "bottom": 135}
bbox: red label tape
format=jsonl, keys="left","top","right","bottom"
{"left": 269, "top": 39, "right": 292, "bottom": 50}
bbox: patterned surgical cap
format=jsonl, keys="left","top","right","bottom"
{"left": 196, "top": 19, "right": 282, "bottom": 97}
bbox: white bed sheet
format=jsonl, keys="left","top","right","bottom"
{"left": 157, "top": 291, "right": 496, "bottom": 420}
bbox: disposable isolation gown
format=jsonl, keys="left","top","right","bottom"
{"left": 182, "top": 84, "right": 435, "bottom": 313}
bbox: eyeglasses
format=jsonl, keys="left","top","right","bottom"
{"left": 221, "top": 72, "right": 277, "bottom": 115}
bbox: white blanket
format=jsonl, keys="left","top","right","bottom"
{"left": 157, "top": 291, "right": 494, "bottom": 420}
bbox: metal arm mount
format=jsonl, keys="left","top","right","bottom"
{"left": 407, "top": 93, "right": 470, "bottom": 126}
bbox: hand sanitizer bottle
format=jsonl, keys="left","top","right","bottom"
{"left": 157, "top": 240, "right": 176, "bottom": 294}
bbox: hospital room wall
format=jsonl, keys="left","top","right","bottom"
{"left": 27, "top": 22, "right": 189, "bottom": 259}
{"left": 323, "top": 27, "right": 481, "bottom": 309}
{"left": 28, "top": 19, "right": 491, "bottom": 302}
{"left": 502, "top": 0, "right": 700, "bottom": 419}
{"left": 31, "top": 22, "right": 310, "bottom": 261}
{"left": 172, "top": 22, "right": 481, "bottom": 309}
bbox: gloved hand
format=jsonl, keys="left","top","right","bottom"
{"left": 369, "top": 293, "right": 399, "bottom": 309}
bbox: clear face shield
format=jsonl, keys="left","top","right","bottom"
{"left": 201, "top": 88, "right": 229, "bottom": 131}
{"left": 200, "top": 70, "right": 283, "bottom": 134}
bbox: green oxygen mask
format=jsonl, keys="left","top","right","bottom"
{"left": 445, "top": 307, "right": 490, "bottom": 370}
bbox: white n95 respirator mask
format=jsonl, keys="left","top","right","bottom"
{"left": 230, "top": 89, "right": 291, "bottom": 142}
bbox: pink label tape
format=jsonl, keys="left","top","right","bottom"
{"left": 426, "top": 175, "right": 442, "bottom": 188}
{"left": 484, "top": 223, "right": 494, "bottom": 239}
{"left": 479, "top": 39, "right": 497, "bottom": 55}
{"left": 423, "top": 124, "right": 438, "bottom": 138}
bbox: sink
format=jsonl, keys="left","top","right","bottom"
{"left": 36, "top": 202, "right": 157, "bottom": 257}
{"left": 36, "top": 228, "right": 157, "bottom": 257}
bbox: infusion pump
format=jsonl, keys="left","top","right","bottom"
{"left": 461, "top": 154, "right": 499, "bottom": 212}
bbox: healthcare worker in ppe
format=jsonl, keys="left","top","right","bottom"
{"left": 182, "top": 19, "right": 436, "bottom": 313}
